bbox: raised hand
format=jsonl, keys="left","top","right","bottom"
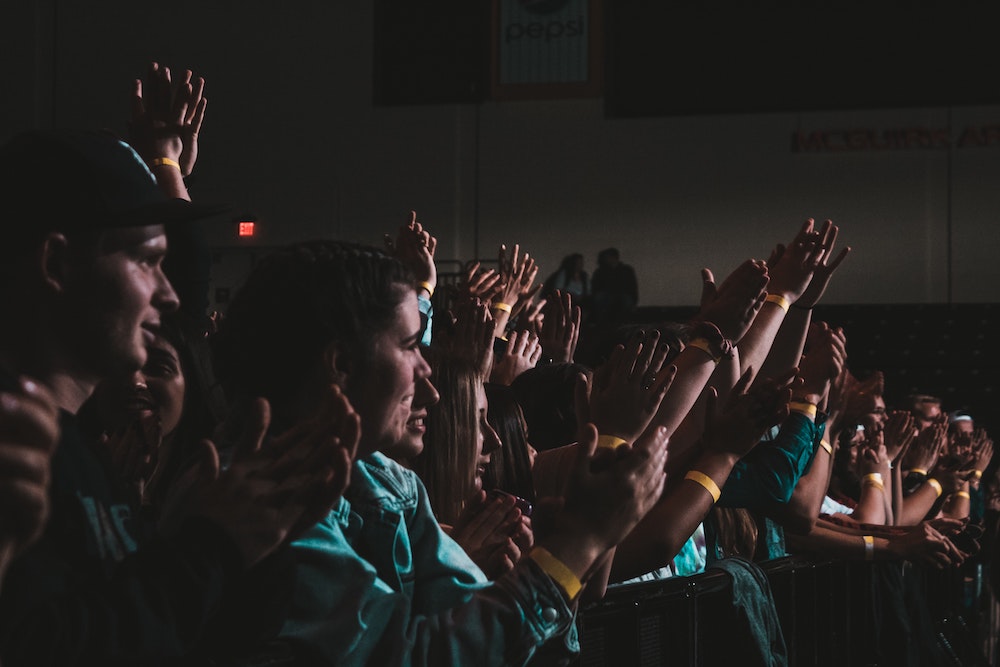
{"left": 385, "top": 210, "right": 437, "bottom": 294}
{"left": 101, "top": 411, "right": 163, "bottom": 508}
{"left": 696, "top": 259, "right": 769, "bottom": 343}
{"left": 0, "top": 377, "right": 60, "bottom": 576}
{"left": 165, "top": 386, "right": 358, "bottom": 569}
{"left": 556, "top": 422, "right": 670, "bottom": 551}
{"left": 795, "top": 219, "right": 851, "bottom": 309}
{"left": 795, "top": 321, "right": 846, "bottom": 405}
{"left": 537, "top": 289, "right": 581, "bottom": 363}
{"left": 450, "top": 489, "right": 533, "bottom": 579}
{"left": 439, "top": 297, "right": 495, "bottom": 378}
{"left": 766, "top": 219, "right": 836, "bottom": 304}
{"left": 490, "top": 329, "right": 542, "bottom": 385}
{"left": 458, "top": 262, "right": 503, "bottom": 304}
{"left": 129, "top": 62, "right": 207, "bottom": 177}
{"left": 579, "top": 329, "right": 675, "bottom": 445}
{"left": 701, "top": 368, "right": 795, "bottom": 460}
{"left": 972, "top": 428, "right": 994, "bottom": 480}
{"left": 513, "top": 296, "right": 547, "bottom": 337}
{"left": 902, "top": 418, "right": 947, "bottom": 473}
{"left": 883, "top": 410, "right": 917, "bottom": 465}
{"left": 495, "top": 244, "right": 538, "bottom": 314}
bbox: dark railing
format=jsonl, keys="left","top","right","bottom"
{"left": 576, "top": 557, "right": 992, "bottom": 667}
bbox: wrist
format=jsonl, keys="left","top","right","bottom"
{"left": 537, "top": 531, "right": 610, "bottom": 581}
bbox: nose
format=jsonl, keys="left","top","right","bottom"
{"left": 155, "top": 267, "right": 180, "bottom": 314}
{"left": 129, "top": 370, "right": 147, "bottom": 390}
{"left": 414, "top": 376, "right": 440, "bottom": 408}
{"left": 483, "top": 420, "right": 502, "bottom": 455}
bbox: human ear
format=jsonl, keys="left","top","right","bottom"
{"left": 38, "top": 233, "right": 70, "bottom": 294}
{"left": 323, "top": 341, "right": 353, "bottom": 389}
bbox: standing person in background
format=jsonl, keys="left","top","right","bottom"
{"left": 590, "top": 247, "right": 638, "bottom": 325}
{"left": 544, "top": 253, "right": 589, "bottom": 304}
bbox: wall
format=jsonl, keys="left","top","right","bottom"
{"left": 3, "top": 1, "right": 999, "bottom": 307}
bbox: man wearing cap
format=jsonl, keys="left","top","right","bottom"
{"left": 0, "top": 129, "right": 350, "bottom": 666}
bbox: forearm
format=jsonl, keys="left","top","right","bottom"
{"left": 771, "top": 436, "right": 834, "bottom": 535}
{"left": 651, "top": 346, "right": 719, "bottom": 468}
{"left": 664, "top": 351, "right": 739, "bottom": 466}
{"left": 899, "top": 482, "right": 942, "bottom": 525}
{"left": 941, "top": 482, "right": 971, "bottom": 521}
{"left": 755, "top": 306, "right": 810, "bottom": 387}
{"left": 785, "top": 520, "right": 892, "bottom": 562}
{"left": 851, "top": 484, "right": 887, "bottom": 525}
{"left": 735, "top": 299, "right": 788, "bottom": 381}
{"left": 611, "top": 451, "right": 738, "bottom": 582}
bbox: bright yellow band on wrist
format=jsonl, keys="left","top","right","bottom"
{"left": 684, "top": 470, "right": 722, "bottom": 503}
{"left": 150, "top": 157, "right": 180, "bottom": 170}
{"left": 597, "top": 435, "right": 628, "bottom": 449}
{"left": 907, "top": 468, "right": 928, "bottom": 476}
{"left": 973, "top": 470, "right": 983, "bottom": 480}
{"left": 863, "top": 535, "right": 874, "bottom": 561}
{"left": 493, "top": 302, "right": 512, "bottom": 313}
{"left": 954, "top": 490, "right": 971, "bottom": 500}
{"left": 529, "top": 547, "right": 581, "bottom": 600}
{"left": 687, "top": 338, "right": 720, "bottom": 364}
{"left": 926, "top": 478, "right": 943, "bottom": 498}
{"left": 819, "top": 439, "right": 833, "bottom": 455}
{"left": 764, "top": 293, "right": 790, "bottom": 313}
{"left": 788, "top": 401, "right": 818, "bottom": 418}
{"left": 418, "top": 281, "right": 434, "bottom": 298}
{"left": 863, "top": 473, "right": 885, "bottom": 491}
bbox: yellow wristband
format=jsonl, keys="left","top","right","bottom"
{"left": 954, "top": 490, "right": 971, "bottom": 500}
{"left": 764, "top": 293, "right": 790, "bottom": 313}
{"left": 529, "top": 547, "right": 582, "bottom": 600}
{"left": 150, "top": 157, "right": 181, "bottom": 170}
{"left": 493, "top": 302, "right": 512, "bottom": 313}
{"left": 973, "top": 470, "right": 983, "bottom": 480}
{"left": 926, "top": 478, "right": 943, "bottom": 498}
{"left": 687, "top": 338, "right": 720, "bottom": 363}
{"left": 684, "top": 470, "right": 722, "bottom": 503}
{"left": 819, "top": 439, "right": 833, "bottom": 455}
{"left": 788, "top": 401, "right": 818, "bottom": 418}
{"left": 863, "top": 535, "right": 874, "bottom": 561}
{"left": 907, "top": 468, "right": 928, "bottom": 476}
{"left": 597, "top": 435, "right": 628, "bottom": 449}
{"left": 418, "top": 281, "right": 434, "bottom": 298}
{"left": 862, "top": 473, "right": 885, "bottom": 491}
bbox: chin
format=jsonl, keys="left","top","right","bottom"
{"left": 384, "top": 438, "right": 424, "bottom": 463}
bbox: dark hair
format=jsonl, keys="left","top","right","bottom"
{"left": 510, "top": 362, "right": 591, "bottom": 451}
{"left": 212, "top": 240, "right": 412, "bottom": 422}
{"left": 598, "top": 247, "right": 619, "bottom": 263}
{"left": 410, "top": 348, "right": 481, "bottom": 525}
{"left": 483, "top": 383, "right": 536, "bottom": 503}
{"left": 149, "top": 311, "right": 226, "bottom": 508}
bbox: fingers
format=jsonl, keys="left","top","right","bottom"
{"left": 194, "top": 439, "right": 221, "bottom": 486}
{"left": 232, "top": 398, "right": 271, "bottom": 464}
{"left": 700, "top": 268, "right": 716, "bottom": 308}
{"left": 130, "top": 78, "right": 145, "bottom": 124}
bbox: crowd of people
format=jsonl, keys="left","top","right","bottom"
{"left": 0, "top": 62, "right": 997, "bottom": 667}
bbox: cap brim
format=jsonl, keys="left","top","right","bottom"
{"left": 109, "top": 199, "right": 233, "bottom": 228}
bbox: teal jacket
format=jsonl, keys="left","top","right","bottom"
{"left": 281, "top": 452, "right": 577, "bottom": 665}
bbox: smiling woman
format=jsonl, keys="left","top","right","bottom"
{"left": 79, "top": 311, "right": 225, "bottom": 511}
{"left": 409, "top": 349, "right": 489, "bottom": 526}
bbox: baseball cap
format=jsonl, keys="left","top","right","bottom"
{"left": 0, "top": 129, "right": 229, "bottom": 246}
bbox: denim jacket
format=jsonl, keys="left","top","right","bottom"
{"left": 281, "top": 452, "right": 577, "bottom": 666}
